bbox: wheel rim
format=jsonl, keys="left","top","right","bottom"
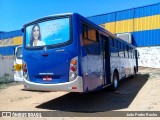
{"left": 114, "top": 77, "right": 118, "bottom": 88}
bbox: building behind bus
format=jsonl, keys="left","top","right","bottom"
{"left": 0, "top": 2, "right": 160, "bottom": 81}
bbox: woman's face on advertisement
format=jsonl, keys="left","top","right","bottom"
{"left": 33, "top": 26, "right": 39, "bottom": 40}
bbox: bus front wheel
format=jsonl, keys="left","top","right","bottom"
{"left": 111, "top": 72, "right": 119, "bottom": 90}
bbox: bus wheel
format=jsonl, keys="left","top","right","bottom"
{"left": 132, "top": 67, "right": 136, "bottom": 78}
{"left": 111, "top": 72, "right": 119, "bottom": 90}
{"left": 134, "top": 67, "right": 137, "bottom": 75}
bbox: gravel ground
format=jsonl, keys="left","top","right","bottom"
{"left": 0, "top": 67, "right": 160, "bottom": 120}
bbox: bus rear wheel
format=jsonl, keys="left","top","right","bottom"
{"left": 132, "top": 67, "right": 137, "bottom": 78}
{"left": 111, "top": 72, "right": 119, "bottom": 90}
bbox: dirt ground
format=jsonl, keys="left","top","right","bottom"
{"left": 0, "top": 67, "right": 160, "bottom": 120}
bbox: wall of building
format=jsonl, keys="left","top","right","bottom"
{"left": 87, "top": 3, "right": 160, "bottom": 68}
{"left": 137, "top": 46, "right": 160, "bottom": 68}
{"left": 0, "top": 57, "right": 14, "bottom": 82}
{"left": 88, "top": 3, "right": 160, "bottom": 47}
{"left": 0, "top": 30, "right": 23, "bottom": 81}
{"left": 0, "top": 30, "right": 23, "bottom": 56}
{"left": 0, "top": 3, "right": 160, "bottom": 80}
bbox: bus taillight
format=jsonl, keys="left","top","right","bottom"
{"left": 71, "top": 59, "right": 77, "bottom": 65}
{"left": 69, "top": 57, "right": 78, "bottom": 81}
{"left": 23, "top": 64, "right": 27, "bottom": 72}
{"left": 70, "top": 66, "right": 77, "bottom": 72}
{"left": 22, "top": 62, "right": 28, "bottom": 79}
{"left": 23, "top": 68, "right": 27, "bottom": 73}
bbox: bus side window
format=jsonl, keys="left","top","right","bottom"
{"left": 83, "top": 24, "right": 88, "bottom": 39}
{"left": 123, "top": 44, "right": 126, "bottom": 58}
{"left": 129, "top": 47, "right": 132, "bottom": 58}
{"left": 110, "top": 38, "right": 114, "bottom": 48}
{"left": 133, "top": 49, "right": 135, "bottom": 59}
{"left": 130, "top": 47, "right": 132, "bottom": 58}
{"left": 119, "top": 42, "right": 124, "bottom": 58}
{"left": 131, "top": 48, "right": 133, "bottom": 59}
{"left": 83, "top": 39, "right": 100, "bottom": 55}
{"left": 116, "top": 40, "right": 119, "bottom": 57}
{"left": 118, "top": 42, "right": 122, "bottom": 50}
{"left": 125, "top": 45, "right": 127, "bottom": 58}
{"left": 126, "top": 45, "right": 129, "bottom": 58}
{"left": 82, "top": 23, "right": 98, "bottom": 42}
{"left": 114, "top": 39, "right": 118, "bottom": 48}
{"left": 128, "top": 47, "right": 130, "bottom": 58}
{"left": 110, "top": 39, "right": 119, "bottom": 57}
{"left": 82, "top": 23, "right": 100, "bottom": 55}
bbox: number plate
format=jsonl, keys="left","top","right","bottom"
{"left": 43, "top": 76, "right": 52, "bottom": 81}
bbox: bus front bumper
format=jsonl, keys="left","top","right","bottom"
{"left": 23, "top": 76, "right": 83, "bottom": 92}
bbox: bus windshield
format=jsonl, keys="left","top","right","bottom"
{"left": 16, "top": 46, "right": 22, "bottom": 59}
{"left": 25, "top": 18, "right": 70, "bottom": 47}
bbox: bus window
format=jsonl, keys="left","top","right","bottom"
{"left": 88, "top": 27, "right": 97, "bottom": 41}
{"left": 82, "top": 24, "right": 100, "bottom": 55}
{"left": 16, "top": 46, "right": 22, "bottom": 59}
{"left": 83, "top": 39, "right": 100, "bottom": 55}
{"left": 83, "top": 24, "right": 98, "bottom": 42}
{"left": 110, "top": 39, "right": 118, "bottom": 57}
{"left": 119, "top": 42, "right": 124, "bottom": 57}
{"left": 114, "top": 39, "right": 118, "bottom": 48}
{"left": 110, "top": 38, "right": 114, "bottom": 48}
{"left": 126, "top": 45, "right": 129, "bottom": 58}
{"left": 83, "top": 24, "right": 88, "bottom": 39}
{"left": 129, "top": 47, "right": 131, "bottom": 58}
{"left": 119, "top": 42, "right": 121, "bottom": 49}
{"left": 25, "top": 18, "right": 70, "bottom": 47}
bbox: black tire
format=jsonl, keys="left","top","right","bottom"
{"left": 134, "top": 67, "right": 137, "bottom": 74}
{"left": 132, "top": 67, "right": 137, "bottom": 78}
{"left": 110, "top": 72, "right": 119, "bottom": 90}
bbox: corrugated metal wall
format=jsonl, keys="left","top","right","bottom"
{"left": 88, "top": 3, "right": 160, "bottom": 47}
{"left": 0, "top": 30, "right": 23, "bottom": 56}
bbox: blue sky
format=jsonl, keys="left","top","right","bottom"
{"left": 0, "top": 0, "right": 160, "bottom": 32}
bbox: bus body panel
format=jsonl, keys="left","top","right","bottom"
{"left": 23, "top": 48, "right": 75, "bottom": 84}
{"left": 81, "top": 54, "right": 104, "bottom": 92}
{"left": 78, "top": 16, "right": 107, "bottom": 92}
{"left": 110, "top": 57, "right": 136, "bottom": 82}
{"left": 24, "top": 76, "right": 83, "bottom": 92}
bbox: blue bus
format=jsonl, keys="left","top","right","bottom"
{"left": 22, "top": 13, "right": 138, "bottom": 93}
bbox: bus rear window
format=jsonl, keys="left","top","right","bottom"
{"left": 25, "top": 18, "right": 70, "bottom": 47}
